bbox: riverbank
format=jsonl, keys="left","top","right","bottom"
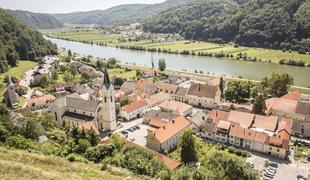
{"left": 47, "top": 28, "right": 310, "bottom": 65}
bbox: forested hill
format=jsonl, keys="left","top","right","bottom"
{"left": 8, "top": 10, "right": 64, "bottom": 29}
{"left": 52, "top": 0, "right": 192, "bottom": 25}
{"left": 143, "top": 0, "right": 310, "bottom": 52}
{"left": 0, "top": 8, "right": 58, "bottom": 73}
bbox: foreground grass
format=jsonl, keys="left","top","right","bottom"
{"left": 0, "top": 61, "right": 37, "bottom": 100}
{"left": 0, "top": 146, "right": 150, "bottom": 180}
{"left": 49, "top": 28, "right": 310, "bottom": 64}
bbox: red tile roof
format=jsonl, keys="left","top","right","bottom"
{"left": 122, "top": 99, "right": 149, "bottom": 113}
{"left": 216, "top": 120, "right": 232, "bottom": 130}
{"left": 227, "top": 111, "right": 254, "bottom": 128}
{"left": 254, "top": 132, "right": 268, "bottom": 143}
{"left": 252, "top": 115, "right": 278, "bottom": 132}
{"left": 148, "top": 116, "right": 190, "bottom": 144}
{"left": 27, "top": 95, "right": 56, "bottom": 107}
{"left": 282, "top": 90, "right": 301, "bottom": 101}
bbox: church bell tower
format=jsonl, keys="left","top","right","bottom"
{"left": 97, "top": 67, "right": 116, "bottom": 131}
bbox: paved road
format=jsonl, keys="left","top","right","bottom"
{"left": 114, "top": 118, "right": 143, "bottom": 133}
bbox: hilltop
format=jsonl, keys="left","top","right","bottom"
{"left": 143, "top": 0, "right": 310, "bottom": 52}
{"left": 52, "top": 0, "right": 192, "bottom": 25}
{"left": 8, "top": 10, "right": 64, "bottom": 29}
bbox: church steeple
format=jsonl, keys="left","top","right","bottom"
{"left": 103, "top": 66, "right": 111, "bottom": 89}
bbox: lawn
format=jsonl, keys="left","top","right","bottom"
{"left": 294, "top": 145, "right": 310, "bottom": 161}
{"left": 0, "top": 61, "right": 37, "bottom": 100}
{"left": 108, "top": 68, "right": 137, "bottom": 79}
{"left": 49, "top": 28, "right": 310, "bottom": 64}
{"left": 0, "top": 146, "right": 148, "bottom": 180}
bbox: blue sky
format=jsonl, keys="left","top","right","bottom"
{"left": 0, "top": 0, "right": 166, "bottom": 13}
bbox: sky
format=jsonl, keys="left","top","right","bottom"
{"left": 0, "top": 0, "right": 166, "bottom": 13}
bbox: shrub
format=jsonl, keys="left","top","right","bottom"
{"left": 84, "top": 144, "right": 116, "bottom": 163}
{"left": 67, "top": 153, "right": 88, "bottom": 163}
{"left": 101, "top": 161, "right": 108, "bottom": 171}
{"left": 41, "top": 141, "right": 62, "bottom": 155}
{"left": 6, "top": 135, "right": 38, "bottom": 150}
{"left": 47, "top": 129, "right": 67, "bottom": 144}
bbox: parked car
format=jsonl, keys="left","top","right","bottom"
{"left": 121, "top": 130, "right": 128, "bottom": 135}
{"left": 135, "top": 125, "right": 140, "bottom": 129}
{"left": 127, "top": 128, "right": 134, "bottom": 132}
{"left": 297, "top": 175, "right": 306, "bottom": 180}
{"left": 269, "top": 162, "right": 278, "bottom": 168}
{"left": 264, "top": 173, "right": 274, "bottom": 179}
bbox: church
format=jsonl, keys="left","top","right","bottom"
{"left": 49, "top": 68, "right": 116, "bottom": 132}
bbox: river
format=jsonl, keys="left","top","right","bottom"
{"left": 46, "top": 37, "right": 310, "bottom": 87}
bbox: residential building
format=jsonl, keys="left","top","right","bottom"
{"left": 292, "top": 120, "right": 310, "bottom": 140}
{"left": 158, "top": 99, "right": 193, "bottom": 117}
{"left": 266, "top": 91, "right": 310, "bottom": 121}
{"left": 15, "top": 79, "right": 29, "bottom": 95}
{"left": 119, "top": 99, "right": 149, "bottom": 120}
{"left": 186, "top": 83, "right": 221, "bottom": 108}
{"left": 143, "top": 109, "right": 179, "bottom": 124}
{"left": 172, "top": 87, "right": 189, "bottom": 103}
{"left": 202, "top": 110, "right": 292, "bottom": 159}
{"left": 146, "top": 116, "right": 190, "bottom": 152}
{"left": 26, "top": 95, "right": 56, "bottom": 111}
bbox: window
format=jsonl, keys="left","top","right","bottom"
{"left": 110, "top": 96, "right": 113, "bottom": 102}
{"left": 104, "top": 97, "right": 107, "bottom": 103}
{"left": 269, "top": 147, "right": 272, "bottom": 150}
{"left": 277, "top": 149, "right": 280, "bottom": 152}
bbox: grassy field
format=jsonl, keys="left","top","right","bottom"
{"left": 108, "top": 68, "right": 137, "bottom": 79}
{"left": 48, "top": 28, "right": 310, "bottom": 64}
{"left": 0, "top": 61, "right": 37, "bottom": 103}
{"left": 0, "top": 146, "right": 149, "bottom": 180}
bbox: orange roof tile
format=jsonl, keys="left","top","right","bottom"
{"left": 208, "top": 110, "right": 229, "bottom": 124}
{"left": 150, "top": 116, "right": 190, "bottom": 144}
{"left": 27, "top": 95, "right": 56, "bottom": 107}
{"left": 282, "top": 90, "right": 301, "bottom": 101}
{"left": 227, "top": 111, "right": 254, "bottom": 128}
{"left": 268, "top": 130, "right": 290, "bottom": 149}
{"left": 159, "top": 99, "right": 192, "bottom": 115}
{"left": 122, "top": 99, "right": 149, "bottom": 113}
{"left": 149, "top": 119, "right": 169, "bottom": 128}
{"left": 135, "top": 80, "right": 153, "bottom": 90}
{"left": 155, "top": 82, "right": 177, "bottom": 93}
{"left": 216, "top": 120, "right": 232, "bottom": 130}
{"left": 252, "top": 115, "right": 278, "bottom": 132}
{"left": 254, "top": 132, "right": 268, "bottom": 143}
{"left": 229, "top": 123, "right": 245, "bottom": 138}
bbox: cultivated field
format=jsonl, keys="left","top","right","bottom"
{"left": 48, "top": 28, "right": 310, "bottom": 64}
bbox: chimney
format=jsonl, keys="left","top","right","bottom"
{"left": 172, "top": 120, "right": 175, "bottom": 124}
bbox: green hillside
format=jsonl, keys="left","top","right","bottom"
{"left": 0, "top": 146, "right": 149, "bottom": 180}
{"left": 143, "top": 0, "right": 310, "bottom": 52}
{"left": 0, "top": 8, "right": 57, "bottom": 73}
{"left": 8, "top": 10, "right": 64, "bottom": 29}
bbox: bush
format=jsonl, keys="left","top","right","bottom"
{"left": 67, "top": 153, "right": 88, "bottom": 163}
{"left": 6, "top": 135, "right": 38, "bottom": 150}
{"left": 122, "top": 146, "right": 167, "bottom": 177}
{"left": 84, "top": 144, "right": 116, "bottom": 163}
{"left": 101, "top": 161, "right": 108, "bottom": 171}
{"left": 47, "top": 129, "right": 67, "bottom": 144}
{"left": 41, "top": 141, "right": 62, "bottom": 155}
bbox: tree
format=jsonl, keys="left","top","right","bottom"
{"left": 107, "top": 58, "right": 117, "bottom": 68}
{"left": 111, "top": 134, "right": 124, "bottom": 151}
{"left": 7, "top": 52, "right": 18, "bottom": 67}
{"left": 69, "top": 65, "right": 78, "bottom": 78}
{"left": 114, "top": 77, "right": 125, "bottom": 87}
{"left": 224, "top": 80, "right": 253, "bottom": 103}
{"left": 47, "top": 129, "right": 67, "bottom": 144}
{"left": 81, "top": 72, "right": 90, "bottom": 82}
{"left": 120, "top": 97, "right": 130, "bottom": 107}
{"left": 84, "top": 144, "right": 116, "bottom": 163}
{"left": 51, "top": 70, "right": 59, "bottom": 80}
{"left": 261, "top": 72, "right": 293, "bottom": 97}
{"left": 96, "top": 60, "right": 105, "bottom": 70}
{"left": 59, "top": 65, "right": 67, "bottom": 73}
{"left": 158, "top": 58, "right": 166, "bottom": 71}
{"left": 88, "top": 129, "right": 100, "bottom": 146}
{"left": 75, "top": 139, "right": 91, "bottom": 154}
{"left": 64, "top": 56, "right": 71, "bottom": 63}
{"left": 71, "top": 125, "right": 79, "bottom": 144}
{"left": 68, "top": 49, "right": 72, "bottom": 57}
{"left": 251, "top": 85, "right": 267, "bottom": 115}
{"left": 63, "top": 71, "right": 74, "bottom": 82}
{"left": 180, "top": 128, "right": 198, "bottom": 164}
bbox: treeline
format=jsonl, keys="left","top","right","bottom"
{"left": 143, "top": 0, "right": 310, "bottom": 53}
{"left": 0, "top": 8, "right": 57, "bottom": 73}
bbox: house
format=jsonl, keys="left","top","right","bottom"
{"left": 172, "top": 87, "right": 189, "bottom": 103}
{"left": 186, "top": 83, "right": 221, "bottom": 108}
{"left": 146, "top": 116, "right": 190, "bottom": 152}
{"left": 155, "top": 82, "right": 177, "bottom": 95}
{"left": 292, "top": 120, "right": 310, "bottom": 140}
{"left": 142, "top": 69, "right": 156, "bottom": 78}
{"left": 119, "top": 99, "right": 149, "bottom": 120}
{"left": 189, "top": 110, "right": 208, "bottom": 131}
{"left": 266, "top": 97, "right": 310, "bottom": 121}
{"left": 27, "top": 95, "right": 56, "bottom": 111}
{"left": 158, "top": 99, "right": 193, "bottom": 117}
{"left": 164, "top": 74, "right": 188, "bottom": 85}
{"left": 49, "top": 69, "right": 117, "bottom": 132}
{"left": 55, "top": 83, "right": 76, "bottom": 93}
{"left": 143, "top": 109, "right": 179, "bottom": 124}
{"left": 146, "top": 92, "right": 171, "bottom": 109}
{"left": 15, "top": 80, "right": 29, "bottom": 95}
{"left": 4, "top": 77, "right": 19, "bottom": 108}
{"left": 202, "top": 110, "right": 292, "bottom": 159}
{"left": 30, "top": 89, "right": 44, "bottom": 98}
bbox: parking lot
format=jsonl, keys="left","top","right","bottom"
{"left": 115, "top": 118, "right": 148, "bottom": 147}
{"left": 246, "top": 152, "right": 309, "bottom": 180}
